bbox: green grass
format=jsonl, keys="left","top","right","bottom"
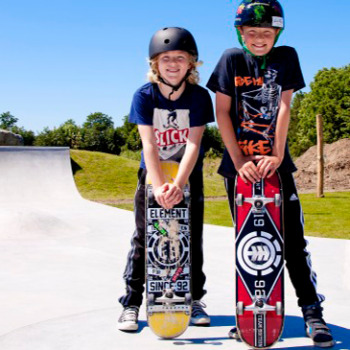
{"left": 71, "top": 150, "right": 349, "bottom": 239}
{"left": 71, "top": 149, "right": 139, "bottom": 201}
{"left": 204, "top": 193, "right": 350, "bottom": 239}
{"left": 299, "top": 192, "right": 350, "bottom": 239}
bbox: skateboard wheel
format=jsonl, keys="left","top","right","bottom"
{"left": 274, "top": 194, "right": 281, "bottom": 207}
{"left": 148, "top": 294, "right": 155, "bottom": 306}
{"left": 236, "top": 194, "right": 243, "bottom": 206}
{"left": 237, "top": 301, "right": 244, "bottom": 315}
{"left": 276, "top": 302, "right": 283, "bottom": 315}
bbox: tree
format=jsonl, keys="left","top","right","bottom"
{"left": 0, "top": 111, "right": 18, "bottom": 130}
{"left": 288, "top": 91, "right": 306, "bottom": 157}
{"left": 202, "top": 125, "right": 224, "bottom": 157}
{"left": 81, "top": 112, "right": 117, "bottom": 153}
{"left": 11, "top": 126, "right": 35, "bottom": 146}
{"left": 83, "top": 112, "right": 114, "bottom": 131}
{"left": 288, "top": 65, "right": 350, "bottom": 157}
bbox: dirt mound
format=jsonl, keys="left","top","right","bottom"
{"left": 294, "top": 138, "right": 350, "bottom": 193}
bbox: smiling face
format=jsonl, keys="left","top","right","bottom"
{"left": 238, "top": 26, "right": 279, "bottom": 56}
{"left": 157, "top": 50, "right": 191, "bottom": 86}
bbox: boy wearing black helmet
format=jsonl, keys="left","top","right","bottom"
{"left": 118, "top": 27, "right": 214, "bottom": 331}
{"left": 207, "top": 0, "right": 334, "bottom": 347}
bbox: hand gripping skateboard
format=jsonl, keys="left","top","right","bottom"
{"left": 145, "top": 161, "right": 192, "bottom": 339}
{"left": 234, "top": 172, "right": 284, "bottom": 348}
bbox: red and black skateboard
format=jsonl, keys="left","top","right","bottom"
{"left": 234, "top": 172, "right": 284, "bottom": 348}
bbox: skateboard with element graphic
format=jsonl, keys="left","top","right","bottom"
{"left": 145, "top": 161, "right": 191, "bottom": 339}
{"left": 234, "top": 172, "right": 284, "bottom": 348}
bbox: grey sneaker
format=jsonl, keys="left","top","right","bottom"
{"left": 118, "top": 306, "right": 139, "bottom": 331}
{"left": 302, "top": 304, "right": 335, "bottom": 348}
{"left": 228, "top": 326, "right": 240, "bottom": 340}
{"left": 191, "top": 300, "right": 210, "bottom": 326}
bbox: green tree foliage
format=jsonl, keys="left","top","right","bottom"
{"left": 289, "top": 65, "right": 350, "bottom": 157}
{"left": 116, "top": 115, "right": 141, "bottom": 152}
{"left": 11, "top": 126, "right": 36, "bottom": 146}
{"left": 288, "top": 91, "right": 306, "bottom": 157}
{"left": 0, "top": 111, "right": 18, "bottom": 130}
{"left": 0, "top": 111, "right": 35, "bottom": 145}
{"left": 83, "top": 112, "right": 114, "bottom": 131}
{"left": 35, "top": 119, "right": 83, "bottom": 148}
{"left": 202, "top": 125, "right": 224, "bottom": 157}
{"left": 81, "top": 112, "right": 116, "bottom": 153}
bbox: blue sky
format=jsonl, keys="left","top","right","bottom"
{"left": 1, "top": 0, "right": 349, "bottom": 133}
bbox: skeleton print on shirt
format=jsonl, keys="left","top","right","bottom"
{"left": 238, "top": 68, "right": 282, "bottom": 156}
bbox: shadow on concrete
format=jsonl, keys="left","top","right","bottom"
{"left": 167, "top": 315, "right": 349, "bottom": 349}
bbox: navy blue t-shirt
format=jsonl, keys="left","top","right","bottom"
{"left": 207, "top": 46, "right": 305, "bottom": 178}
{"left": 129, "top": 82, "right": 214, "bottom": 171}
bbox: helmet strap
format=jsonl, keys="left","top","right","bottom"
{"left": 158, "top": 70, "right": 191, "bottom": 100}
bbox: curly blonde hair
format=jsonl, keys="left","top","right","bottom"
{"left": 147, "top": 54, "right": 202, "bottom": 85}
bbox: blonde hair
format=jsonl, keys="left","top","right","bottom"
{"left": 147, "top": 54, "right": 202, "bottom": 85}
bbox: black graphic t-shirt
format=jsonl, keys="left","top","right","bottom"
{"left": 207, "top": 46, "right": 305, "bottom": 178}
{"left": 129, "top": 82, "right": 214, "bottom": 171}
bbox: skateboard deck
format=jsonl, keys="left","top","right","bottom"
{"left": 145, "top": 161, "right": 191, "bottom": 339}
{"left": 234, "top": 172, "right": 284, "bottom": 348}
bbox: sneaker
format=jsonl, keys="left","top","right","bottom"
{"left": 228, "top": 326, "right": 240, "bottom": 340}
{"left": 118, "top": 306, "right": 139, "bottom": 331}
{"left": 302, "top": 304, "right": 335, "bottom": 348}
{"left": 191, "top": 300, "right": 210, "bottom": 326}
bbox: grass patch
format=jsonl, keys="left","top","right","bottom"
{"left": 71, "top": 150, "right": 139, "bottom": 201}
{"left": 71, "top": 150, "right": 349, "bottom": 239}
{"left": 114, "top": 194, "right": 350, "bottom": 239}
{"left": 299, "top": 192, "right": 350, "bottom": 239}
{"left": 203, "top": 192, "right": 350, "bottom": 240}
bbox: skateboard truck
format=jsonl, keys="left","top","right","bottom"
{"left": 148, "top": 289, "right": 192, "bottom": 314}
{"left": 156, "top": 288, "right": 185, "bottom": 303}
{"left": 236, "top": 194, "right": 281, "bottom": 209}
{"left": 237, "top": 299, "right": 283, "bottom": 315}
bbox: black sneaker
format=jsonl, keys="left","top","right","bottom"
{"left": 117, "top": 306, "right": 139, "bottom": 331}
{"left": 191, "top": 300, "right": 210, "bottom": 326}
{"left": 302, "top": 303, "right": 335, "bottom": 348}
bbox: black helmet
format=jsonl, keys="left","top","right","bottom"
{"left": 234, "top": 0, "right": 284, "bottom": 29}
{"left": 149, "top": 27, "right": 198, "bottom": 61}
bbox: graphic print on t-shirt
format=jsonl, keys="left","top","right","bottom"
{"left": 153, "top": 108, "right": 189, "bottom": 161}
{"left": 238, "top": 68, "right": 282, "bottom": 156}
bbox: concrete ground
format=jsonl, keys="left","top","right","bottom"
{"left": 0, "top": 147, "right": 349, "bottom": 349}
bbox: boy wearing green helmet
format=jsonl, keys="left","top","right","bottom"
{"left": 118, "top": 27, "right": 214, "bottom": 331}
{"left": 207, "top": 0, "right": 334, "bottom": 347}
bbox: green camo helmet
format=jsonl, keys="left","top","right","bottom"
{"left": 234, "top": 0, "right": 284, "bottom": 30}
{"left": 234, "top": 0, "right": 284, "bottom": 66}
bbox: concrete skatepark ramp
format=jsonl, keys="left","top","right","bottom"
{"left": 0, "top": 146, "right": 348, "bottom": 349}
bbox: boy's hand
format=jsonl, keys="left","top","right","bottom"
{"left": 255, "top": 155, "right": 281, "bottom": 178}
{"left": 153, "top": 183, "right": 183, "bottom": 209}
{"left": 235, "top": 156, "right": 261, "bottom": 184}
{"left": 153, "top": 184, "right": 170, "bottom": 209}
{"left": 164, "top": 183, "right": 183, "bottom": 207}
